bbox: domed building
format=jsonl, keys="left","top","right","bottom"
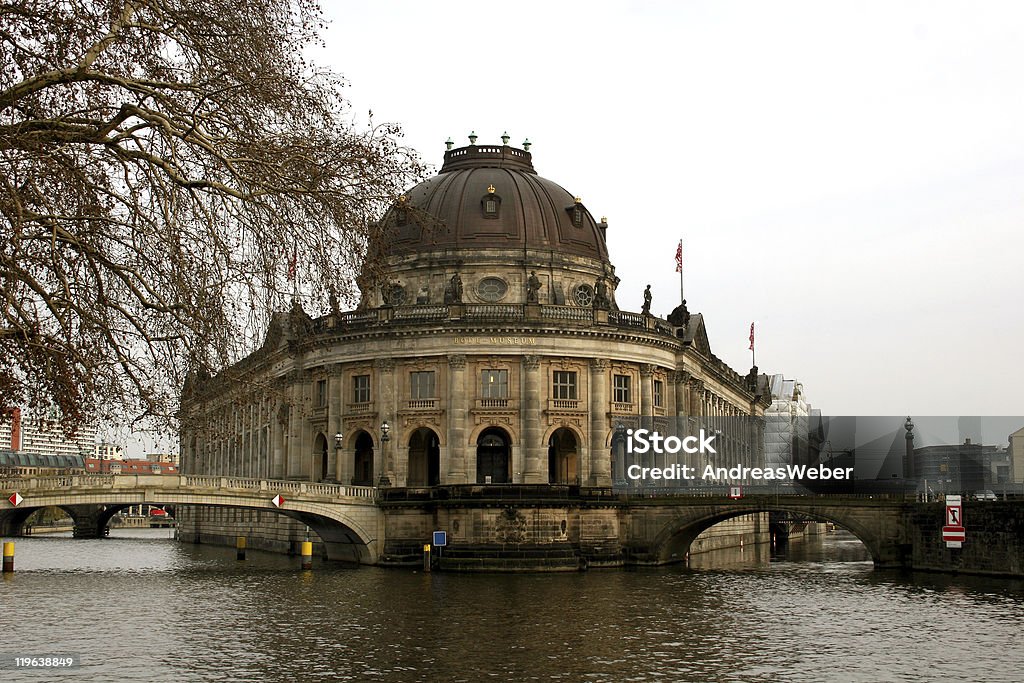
{"left": 179, "top": 136, "right": 771, "bottom": 568}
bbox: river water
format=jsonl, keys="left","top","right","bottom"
{"left": 2, "top": 529, "right": 1022, "bottom": 682}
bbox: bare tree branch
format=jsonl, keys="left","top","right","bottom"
{"left": 0, "top": 0, "right": 424, "bottom": 433}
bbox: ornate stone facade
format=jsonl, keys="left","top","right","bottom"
{"left": 180, "top": 141, "right": 770, "bottom": 494}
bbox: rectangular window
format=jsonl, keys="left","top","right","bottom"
{"left": 410, "top": 371, "right": 436, "bottom": 399}
{"left": 315, "top": 379, "right": 327, "bottom": 407}
{"left": 614, "top": 375, "right": 632, "bottom": 403}
{"left": 654, "top": 379, "right": 664, "bottom": 408}
{"left": 481, "top": 369, "right": 509, "bottom": 398}
{"left": 353, "top": 375, "right": 371, "bottom": 404}
{"left": 552, "top": 371, "right": 578, "bottom": 400}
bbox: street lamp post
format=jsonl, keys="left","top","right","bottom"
{"left": 378, "top": 421, "right": 392, "bottom": 487}
{"left": 334, "top": 431, "right": 343, "bottom": 484}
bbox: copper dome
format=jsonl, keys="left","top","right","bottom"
{"left": 382, "top": 143, "right": 610, "bottom": 262}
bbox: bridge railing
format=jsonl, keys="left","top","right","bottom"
{"left": 6, "top": 474, "right": 377, "bottom": 502}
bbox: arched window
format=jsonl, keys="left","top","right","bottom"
{"left": 482, "top": 185, "right": 501, "bottom": 219}
{"left": 566, "top": 200, "right": 585, "bottom": 227}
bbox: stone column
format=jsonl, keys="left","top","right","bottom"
{"left": 673, "top": 371, "right": 690, "bottom": 420}
{"left": 688, "top": 379, "right": 705, "bottom": 474}
{"left": 589, "top": 358, "right": 611, "bottom": 487}
{"left": 522, "top": 354, "right": 544, "bottom": 483}
{"left": 640, "top": 364, "right": 655, "bottom": 469}
{"left": 286, "top": 373, "right": 304, "bottom": 478}
{"left": 446, "top": 354, "right": 468, "bottom": 483}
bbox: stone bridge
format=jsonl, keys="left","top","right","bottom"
{"left": 2, "top": 479, "right": 1022, "bottom": 576}
{"left": 378, "top": 487, "right": 1024, "bottom": 577}
{"left": 621, "top": 494, "right": 1023, "bottom": 576}
{"left": 0, "top": 475, "right": 382, "bottom": 564}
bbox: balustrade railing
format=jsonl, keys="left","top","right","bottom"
{"left": 548, "top": 398, "right": 581, "bottom": 411}
{"left": 393, "top": 305, "right": 448, "bottom": 320}
{"left": 476, "top": 398, "right": 514, "bottom": 409}
{"left": 541, "top": 305, "right": 593, "bottom": 322}
{"left": 463, "top": 304, "right": 524, "bottom": 319}
{"left": 406, "top": 398, "right": 437, "bottom": 410}
{"left": 11, "top": 474, "right": 377, "bottom": 501}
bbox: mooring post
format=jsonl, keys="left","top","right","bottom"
{"left": 236, "top": 536, "right": 246, "bottom": 561}
{"left": 2, "top": 541, "right": 13, "bottom": 573}
{"left": 423, "top": 544, "right": 431, "bottom": 572}
{"left": 300, "top": 541, "right": 313, "bottom": 570}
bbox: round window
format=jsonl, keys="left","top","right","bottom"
{"left": 573, "top": 283, "right": 594, "bottom": 307}
{"left": 477, "top": 277, "right": 508, "bottom": 302}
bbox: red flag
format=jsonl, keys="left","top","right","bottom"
{"left": 674, "top": 240, "right": 683, "bottom": 273}
{"left": 748, "top": 322, "right": 755, "bottom": 351}
{"left": 287, "top": 247, "right": 297, "bottom": 282}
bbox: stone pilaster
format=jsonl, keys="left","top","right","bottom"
{"left": 589, "top": 358, "right": 611, "bottom": 486}
{"left": 329, "top": 363, "right": 343, "bottom": 482}
{"left": 522, "top": 354, "right": 544, "bottom": 483}
{"left": 375, "top": 358, "right": 395, "bottom": 485}
{"left": 446, "top": 354, "right": 468, "bottom": 483}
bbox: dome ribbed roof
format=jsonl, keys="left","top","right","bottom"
{"left": 382, "top": 144, "right": 609, "bottom": 261}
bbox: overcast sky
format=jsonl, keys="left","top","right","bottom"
{"left": 307, "top": 1, "right": 1024, "bottom": 418}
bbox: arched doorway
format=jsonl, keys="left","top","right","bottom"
{"left": 476, "top": 428, "right": 510, "bottom": 484}
{"left": 548, "top": 428, "right": 578, "bottom": 484}
{"left": 353, "top": 431, "right": 374, "bottom": 486}
{"left": 313, "top": 432, "right": 329, "bottom": 481}
{"left": 407, "top": 427, "right": 441, "bottom": 486}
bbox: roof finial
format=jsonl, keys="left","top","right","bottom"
{"left": 501, "top": 131, "right": 510, "bottom": 145}
{"left": 522, "top": 138, "right": 532, "bottom": 151}
{"left": 468, "top": 131, "right": 478, "bottom": 145}
{"left": 574, "top": 196, "right": 582, "bottom": 204}
{"left": 445, "top": 137, "right": 454, "bottom": 151}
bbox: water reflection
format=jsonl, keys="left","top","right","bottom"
{"left": 2, "top": 529, "right": 1023, "bottom": 682}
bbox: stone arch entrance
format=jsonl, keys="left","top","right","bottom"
{"left": 407, "top": 427, "right": 440, "bottom": 486}
{"left": 476, "top": 427, "right": 511, "bottom": 484}
{"left": 313, "top": 432, "right": 329, "bottom": 481}
{"left": 352, "top": 431, "right": 374, "bottom": 486}
{"left": 548, "top": 427, "right": 579, "bottom": 484}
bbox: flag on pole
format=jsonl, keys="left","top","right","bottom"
{"left": 674, "top": 240, "right": 683, "bottom": 273}
{"left": 748, "top": 322, "right": 755, "bottom": 351}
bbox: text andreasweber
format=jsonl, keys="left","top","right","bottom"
{"left": 624, "top": 429, "right": 854, "bottom": 482}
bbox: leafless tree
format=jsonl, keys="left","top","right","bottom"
{"left": 0, "top": 0, "right": 423, "bottom": 433}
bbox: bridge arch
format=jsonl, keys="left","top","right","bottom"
{"left": 0, "top": 486, "right": 380, "bottom": 565}
{"left": 649, "top": 503, "right": 884, "bottom": 566}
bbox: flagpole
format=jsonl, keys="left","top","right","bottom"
{"left": 749, "top": 322, "right": 756, "bottom": 368}
{"left": 675, "top": 239, "right": 684, "bottom": 305}
{"left": 679, "top": 252, "right": 684, "bottom": 305}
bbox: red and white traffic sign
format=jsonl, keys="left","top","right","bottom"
{"left": 8, "top": 492, "right": 23, "bottom": 506}
{"left": 945, "top": 504, "right": 962, "bottom": 527}
{"left": 728, "top": 486, "right": 743, "bottom": 499}
{"left": 271, "top": 494, "right": 285, "bottom": 508}
{"left": 942, "top": 525, "right": 965, "bottom": 542}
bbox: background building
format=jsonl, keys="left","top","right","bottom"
{"left": 1010, "top": 427, "right": 1024, "bottom": 484}
{"left": 0, "top": 407, "right": 97, "bottom": 459}
{"left": 763, "top": 375, "right": 816, "bottom": 478}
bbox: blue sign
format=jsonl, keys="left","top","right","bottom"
{"left": 432, "top": 530, "right": 447, "bottom": 547}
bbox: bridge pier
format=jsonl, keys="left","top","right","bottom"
{"left": 67, "top": 505, "right": 111, "bottom": 538}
